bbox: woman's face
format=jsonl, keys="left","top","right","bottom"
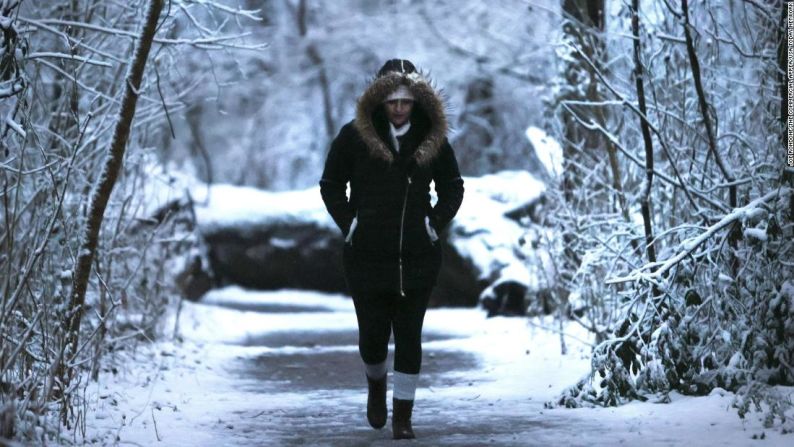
{"left": 384, "top": 99, "right": 414, "bottom": 127}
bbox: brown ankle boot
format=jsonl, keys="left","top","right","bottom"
{"left": 392, "top": 398, "right": 415, "bottom": 440}
{"left": 366, "top": 374, "right": 387, "bottom": 429}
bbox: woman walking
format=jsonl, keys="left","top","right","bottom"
{"left": 319, "top": 59, "right": 464, "bottom": 439}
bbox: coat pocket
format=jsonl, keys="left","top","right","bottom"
{"left": 424, "top": 216, "right": 439, "bottom": 243}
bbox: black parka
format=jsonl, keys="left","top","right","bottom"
{"left": 320, "top": 70, "right": 464, "bottom": 295}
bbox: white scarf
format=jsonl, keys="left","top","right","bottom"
{"left": 389, "top": 122, "right": 411, "bottom": 153}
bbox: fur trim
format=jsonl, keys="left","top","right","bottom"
{"left": 354, "top": 72, "right": 448, "bottom": 167}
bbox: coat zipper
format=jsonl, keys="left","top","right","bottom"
{"left": 398, "top": 175, "right": 412, "bottom": 297}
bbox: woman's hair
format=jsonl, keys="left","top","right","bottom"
{"left": 377, "top": 59, "right": 417, "bottom": 77}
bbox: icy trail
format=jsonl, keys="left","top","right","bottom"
{"left": 78, "top": 288, "right": 791, "bottom": 446}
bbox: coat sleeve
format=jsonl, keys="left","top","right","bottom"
{"left": 320, "top": 126, "right": 356, "bottom": 236}
{"left": 429, "top": 139, "right": 464, "bottom": 232}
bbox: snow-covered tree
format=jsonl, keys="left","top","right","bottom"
{"left": 548, "top": 1, "right": 792, "bottom": 426}
{"left": 0, "top": 0, "right": 263, "bottom": 441}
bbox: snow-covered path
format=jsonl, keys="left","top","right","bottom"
{"left": 81, "top": 288, "right": 792, "bottom": 446}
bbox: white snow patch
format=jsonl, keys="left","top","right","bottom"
{"left": 742, "top": 206, "right": 767, "bottom": 223}
{"left": 72, "top": 288, "right": 794, "bottom": 446}
{"left": 525, "top": 126, "right": 563, "bottom": 177}
{"left": 450, "top": 170, "right": 546, "bottom": 287}
{"left": 718, "top": 273, "right": 733, "bottom": 283}
{"left": 743, "top": 227, "right": 767, "bottom": 242}
{"left": 192, "top": 183, "right": 336, "bottom": 232}
{"left": 188, "top": 170, "right": 551, "bottom": 298}
{"left": 180, "top": 292, "right": 355, "bottom": 345}
{"left": 201, "top": 286, "right": 352, "bottom": 313}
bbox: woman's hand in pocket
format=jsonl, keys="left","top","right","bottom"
{"left": 345, "top": 216, "right": 358, "bottom": 244}
{"left": 424, "top": 216, "right": 439, "bottom": 243}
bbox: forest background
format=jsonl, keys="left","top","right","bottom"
{"left": 0, "top": 0, "right": 791, "bottom": 443}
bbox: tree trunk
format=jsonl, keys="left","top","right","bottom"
{"left": 297, "top": 0, "right": 335, "bottom": 142}
{"left": 559, "top": 0, "right": 606, "bottom": 209}
{"left": 458, "top": 76, "right": 498, "bottom": 175}
{"left": 62, "top": 0, "right": 164, "bottom": 392}
{"left": 681, "top": 0, "right": 738, "bottom": 274}
{"left": 630, "top": 0, "right": 657, "bottom": 266}
{"left": 557, "top": 0, "right": 606, "bottom": 273}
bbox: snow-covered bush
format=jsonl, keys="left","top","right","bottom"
{"left": 0, "top": 1, "right": 262, "bottom": 443}
{"left": 544, "top": 0, "right": 793, "bottom": 429}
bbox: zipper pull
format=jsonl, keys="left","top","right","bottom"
{"left": 407, "top": 176, "right": 412, "bottom": 185}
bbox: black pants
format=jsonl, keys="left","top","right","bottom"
{"left": 351, "top": 287, "right": 432, "bottom": 375}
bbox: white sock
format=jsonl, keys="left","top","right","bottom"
{"left": 365, "top": 360, "right": 387, "bottom": 379}
{"left": 393, "top": 371, "right": 419, "bottom": 400}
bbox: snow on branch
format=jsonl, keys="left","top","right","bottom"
{"left": 605, "top": 188, "right": 791, "bottom": 285}
{"left": 561, "top": 107, "right": 728, "bottom": 213}
{"left": 25, "top": 52, "right": 114, "bottom": 67}
{"left": 20, "top": 18, "right": 268, "bottom": 51}
{"left": 181, "top": 0, "right": 263, "bottom": 22}
{"left": 4, "top": 115, "right": 25, "bottom": 138}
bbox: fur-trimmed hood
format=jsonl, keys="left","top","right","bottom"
{"left": 354, "top": 71, "right": 448, "bottom": 168}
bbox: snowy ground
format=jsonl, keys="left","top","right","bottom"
{"left": 73, "top": 287, "right": 792, "bottom": 446}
